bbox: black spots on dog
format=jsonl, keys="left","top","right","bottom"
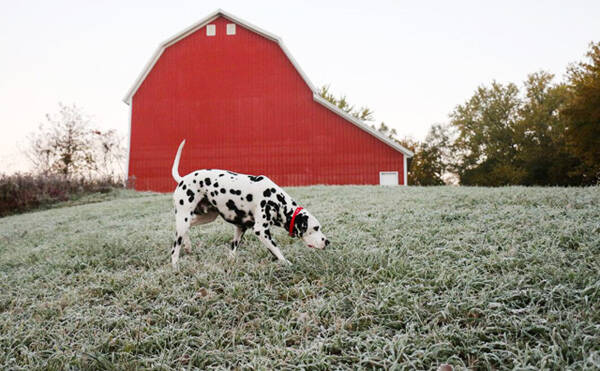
{"left": 171, "top": 248, "right": 175, "bottom": 255}
{"left": 178, "top": 180, "right": 184, "bottom": 187}
{"left": 264, "top": 229, "right": 272, "bottom": 240}
{"left": 219, "top": 174, "right": 224, "bottom": 177}
{"left": 179, "top": 199, "right": 184, "bottom": 205}
{"left": 186, "top": 189, "right": 195, "bottom": 203}
{"left": 260, "top": 200, "right": 266, "bottom": 208}
{"left": 276, "top": 194, "right": 286, "bottom": 205}
{"left": 226, "top": 199, "right": 237, "bottom": 211}
{"left": 225, "top": 199, "right": 248, "bottom": 226}
{"left": 204, "top": 178, "right": 211, "bottom": 186}
{"left": 229, "top": 189, "right": 242, "bottom": 196}
{"left": 211, "top": 200, "right": 217, "bottom": 206}
{"left": 255, "top": 231, "right": 260, "bottom": 236}
{"left": 262, "top": 222, "right": 268, "bottom": 228}
{"left": 263, "top": 189, "right": 272, "bottom": 197}
{"left": 248, "top": 175, "right": 263, "bottom": 182}
{"left": 270, "top": 188, "right": 276, "bottom": 193}
{"left": 292, "top": 201, "right": 297, "bottom": 206}
{"left": 262, "top": 201, "right": 279, "bottom": 223}
{"left": 193, "top": 180, "right": 196, "bottom": 183}
{"left": 199, "top": 180, "right": 204, "bottom": 187}
{"left": 246, "top": 194, "right": 253, "bottom": 202}
{"left": 182, "top": 184, "right": 187, "bottom": 190}
{"left": 177, "top": 236, "right": 182, "bottom": 245}
{"left": 195, "top": 172, "right": 198, "bottom": 176}
{"left": 220, "top": 188, "right": 226, "bottom": 194}
{"left": 173, "top": 241, "right": 177, "bottom": 248}
{"left": 213, "top": 182, "right": 219, "bottom": 188}
{"left": 227, "top": 171, "right": 239, "bottom": 176}
{"left": 185, "top": 217, "right": 188, "bottom": 222}
{"left": 314, "top": 226, "right": 320, "bottom": 231}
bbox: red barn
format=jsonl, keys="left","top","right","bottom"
{"left": 123, "top": 9, "right": 413, "bottom": 192}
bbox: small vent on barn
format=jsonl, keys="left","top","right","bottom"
{"left": 206, "top": 24, "right": 216, "bottom": 36}
{"left": 226, "top": 23, "right": 236, "bottom": 35}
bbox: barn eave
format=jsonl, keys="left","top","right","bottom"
{"left": 123, "top": 9, "right": 414, "bottom": 158}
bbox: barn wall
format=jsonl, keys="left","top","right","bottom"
{"left": 130, "top": 16, "right": 405, "bottom": 192}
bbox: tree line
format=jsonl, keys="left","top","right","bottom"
{"left": 321, "top": 42, "right": 600, "bottom": 186}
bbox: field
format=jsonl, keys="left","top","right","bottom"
{"left": 0, "top": 186, "right": 599, "bottom": 370}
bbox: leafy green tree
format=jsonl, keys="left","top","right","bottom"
{"left": 450, "top": 81, "right": 523, "bottom": 185}
{"left": 562, "top": 42, "right": 600, "bottom": 184}
{"left": 515, "top": 72, "right": 581, "bottom": 185}
{"left": 402, "top": 124, "right": 452, "bottom": 185}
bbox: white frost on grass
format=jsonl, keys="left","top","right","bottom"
{"left": 0, "top": 185, "right": 599, "bottom": 369}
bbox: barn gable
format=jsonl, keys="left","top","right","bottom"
{"left": 123, "top": 9, "right": 414, "bottom": 158}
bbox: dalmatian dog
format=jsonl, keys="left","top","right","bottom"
{"left": 170, "top": 140, "right": 329, "bottom": 268}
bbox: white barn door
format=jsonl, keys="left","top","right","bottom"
{"left": 379, "top": 171, "right": 398, "bottom": 186}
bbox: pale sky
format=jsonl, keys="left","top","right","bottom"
{"left": 1, "top": 0, "right": 598, "bottom": 173}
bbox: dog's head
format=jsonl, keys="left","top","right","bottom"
{"left": 291, "top": 209, "right": 329, "bottom": 250}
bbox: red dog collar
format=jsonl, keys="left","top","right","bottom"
{"left": 289, "top": 207, "right": 304, "bottom": 236}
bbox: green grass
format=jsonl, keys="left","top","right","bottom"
{"left": 0, "top": 186, "right": 599, "bottom": 370}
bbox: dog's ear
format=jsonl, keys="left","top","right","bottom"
{"left": 295, "top": 214, "right": 308, "bottom": 236}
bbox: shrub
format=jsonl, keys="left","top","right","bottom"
{"left": 0, "top": 173, "right": 123, "bottom": 216}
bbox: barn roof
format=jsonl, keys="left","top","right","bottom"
{"left": 123, "top": 9, "right": 414, "bottom": 158}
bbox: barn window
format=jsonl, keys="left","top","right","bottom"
{"left": 226, "top": 23, "right": 236, "bottom": 35}
{"left": 206, "top": 24, "right": 216, "bottom": 36}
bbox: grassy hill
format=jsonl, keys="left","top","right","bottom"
{"left": 0, "top": 186, "right": 599, "bottom": 370}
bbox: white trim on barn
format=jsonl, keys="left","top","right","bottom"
{"left": 122, "top": 9, "right": 414, "bottom": 158}
{"left": 403, "top": 155, "right": 408, "bottom": 186}
{"left": 125, "top": 101, "right": 132, "bottom": 182}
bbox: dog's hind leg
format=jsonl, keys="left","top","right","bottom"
{"left": 172, "top": 215, "right": 191, "bottom": 269}
{"left": 229, "top": 226, "right": 246, "bottom": 258}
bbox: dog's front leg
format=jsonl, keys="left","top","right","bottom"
{"left": 253, "top": 227, "right": 291, "bottom": 265}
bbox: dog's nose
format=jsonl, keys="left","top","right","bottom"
{"left": 325, "top": 239, "right": 330, "bottom": 247}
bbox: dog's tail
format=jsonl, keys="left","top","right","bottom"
{"left": 172, "top": 139, "right": 186, "bottom": 183}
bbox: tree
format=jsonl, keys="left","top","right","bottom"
{"left": 91, "top": 129, "right": 126, "bottom": 178}
{"left": 450, "top": 81, "right": 524, "bottom": 185}
{"left": 516, "top": 72, "right": 579, "bottom": 185}
{"left": 399, "top": 124, "right": 453, "bottom": 185}
{"left": 562, "top": 42, "right": 600, "bottom": 185}
{"left": 318, "top": 85, "right": 375, "bottom": 122}
{"left": 27, "top": 103, "right": 95, "bottom": 177}
{"left": 27, "top": 103, "right": 126, "bottom": 179}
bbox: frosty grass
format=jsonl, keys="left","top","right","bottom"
{"left": 0, "top": 186, "right": 599, "bottom": 369}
